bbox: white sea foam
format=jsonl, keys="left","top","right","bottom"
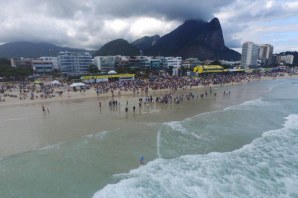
{"left": 283, "top": 114, "right": 298, "bottom": 129}
{"left": 93, "top": 114, "right": 298, "bottom": 198}
{"left": 39, "top": 131, "right": 110, "bottom": 153}
{"left": 86, "top": 131, "right": 109, "bottom": 140}
{"left": 156, "top": 129, "right": 162, "bottom": 158}
{"left": 165, "top": 121, "right": 201, "bottom": 140}
{"left": 165, "top": 121, "right": 187, "bottom": 133}
{"left": 224, "top": 98, "right": 273, "bottom": 111}
{"left": 38, "top": 141, "right": 65, "bottom": 153}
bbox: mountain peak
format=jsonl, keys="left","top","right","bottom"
{"left": 95, "top": 39, "right": 139, "bottom": 56}
{"left": 95, "top": 18, "right": 240, "bottom": 60}
{"left": 210, "top": 17, "right": 220, "bottom": 24}
{"left": 132, "top": 35, "right": 160, "bottom": 50}
{"left": 208, "top": 17, "right": 221, "bottom": 30}
{"left": 144, "top": 18, "right": 240, "bottom": 60}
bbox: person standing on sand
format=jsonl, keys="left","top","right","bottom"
{"left": 42, "top": 104, "right": 45, "bottom": 113}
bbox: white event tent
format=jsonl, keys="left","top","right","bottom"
{"left": 51, "top": 80, "right": 61, "bottom": 85}
{"left": 70, "top": 82, "right": 86, "bottom": 87}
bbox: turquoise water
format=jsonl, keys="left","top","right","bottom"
{"left": 1, "top": 78, "right": 298, "bottom": 197}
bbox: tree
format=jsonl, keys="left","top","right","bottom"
{"left": 210, "top": 60, "right": 221, "bottom": 65}
{"left": 0, "top": 58, "right": 33, "bottom": 80}
{"left": 52, "top": 68, "right": 60, "bottom": 78}
{"left": 0, "top": 58, "right": 11, "bottom": 65}
{"left": 88, "top": 64, "right": 99, "bottom": 74}
{"left": 116, "top": 66, "right": 130, "bottom": 74}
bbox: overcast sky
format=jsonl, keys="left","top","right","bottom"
{"left": 0, "top": 0, "right": 297, "bottom": 53}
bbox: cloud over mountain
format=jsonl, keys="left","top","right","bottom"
{"left": 0, "top": 0, "right": 297, "bottom": 52}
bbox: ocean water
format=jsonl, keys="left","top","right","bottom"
{"left": 94, "top": 78, "right": 298, "bottom": 198}
{"left": 1, "top": 78, "right": 298, "bottom": 198}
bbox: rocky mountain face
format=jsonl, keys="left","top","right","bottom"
{"left": 131, "top": 35, "right": 160, "bottom": 50}
{"left": 94, "top": 39, "right": 139, "bottom": 56}
{"left": 95, "top": 18, "right": 240, "bottom": 60}
{"left": 0, "top": 41, "right": 89, "bottom": 58}
{"left": 144, "top": 18, "right": 240, "bottom": 60}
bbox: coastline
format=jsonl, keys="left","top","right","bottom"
{"left": 0, "top": 74, "right": 297, "bottom": 107}
{"left": 1, "top": 73, "right": 298, "bottom": 198}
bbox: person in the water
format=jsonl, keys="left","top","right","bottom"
{"left": 139, "top": 155, "right": 145, "bottom": 165}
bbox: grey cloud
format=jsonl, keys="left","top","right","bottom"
{"left": 0, "top": 0, "right": 237, "bottom": 49}
{"left": 216, "top": 0, "right": 298, "bottom": 50}
{"left": 0, "top": 0, "right": 296, "bottom": 52}
{"left": 90, "top": 0, "right": 235, "bottom": 21}
{"left": 14, "top": 0, "right": 236, "bottom": 21}
{"left": 42, "top": 0, "right": 91, "bottom": 19}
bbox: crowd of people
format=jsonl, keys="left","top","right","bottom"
{"left": 0, "top": 82, "right": 65, "bottom": 103}
{"left": 92, "top": 72, "right": 265, "bottom": 96}
{"left": 0, "top": 71, "right": 292, "bottom": 105}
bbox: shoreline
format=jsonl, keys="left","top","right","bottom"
{"left": 1, "top": 74, "right": 297, "bottom": 107}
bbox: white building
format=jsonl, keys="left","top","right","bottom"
{"left": 164, "top": 57, "right": 182, "bottom": 68}
{"left": 57, "top": 52, "right": 92, "bottom": 75}
{"left": 40, "top": 57, "right": 59, "bottom": 70}
{"left": 241, "top": 42, "right": 259, "bottom": 68}
{"left": 31, "top": 59, "right": 53, "bottom": 75}
{"left": 10, "top": 57, "right": 53, "bottom": 75}
{"left": 10, "top": 57, "right": 32, "bottom": 68}
{"left": 275, "top": 54, "right": 294, "bottom": 65}
{"left": 94, "top": 56, "right": 117, "bottom": 72}
{"left": 258, "top": 44, "right": 274, "bottom": 66}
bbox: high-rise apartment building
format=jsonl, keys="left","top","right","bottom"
{"left": 57, "top": 52, "right": 92, "bottom": 75}
{"left": 258, "top": 44, "right": 274, "bottom": 66}
{"left": 94, "top": 56, "right": 117, "bottom": 72}
{"left": 241, "top": 42, "right": 259, "bottom": 68}
{"left": 40, "top": 57, "right": 59, "bottom": 70}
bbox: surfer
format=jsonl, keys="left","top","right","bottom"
{"left": 139, "top": 155, "right": 145, "bottom": 165}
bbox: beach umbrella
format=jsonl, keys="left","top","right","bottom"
{"left": 108, "top": 70, "right": 117, "bottom": 75}
{"left": 70, "top": 82, "right": 86, "bottom": 87}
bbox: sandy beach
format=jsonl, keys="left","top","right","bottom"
{"left": 1, "top": 74, "right": 297, "bottom": 107}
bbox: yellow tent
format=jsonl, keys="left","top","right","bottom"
{"left": 33, "top": 80, "right": 43, "bottom": 84}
